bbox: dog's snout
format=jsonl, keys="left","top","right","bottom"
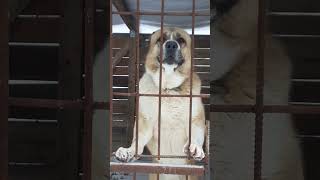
{"left": 165, "top": 41, "right": 178, "bottom": 50}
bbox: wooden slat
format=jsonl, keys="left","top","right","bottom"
{"left": 9, "top": 45, "right": 59, "bottom": 81}
{"left": 10, "top": 17, "right": 61, "bottom": 43}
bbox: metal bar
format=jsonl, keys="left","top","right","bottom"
{"left": 272, "top": 34, "right": 320, "bottom": 38}
{"left": 158, "top": 0, "right": 165, "bottom": 161}
{"left": 112, "top": 11, "right": 210, "bottom": 16}
{"left": 113, "top": 92, "right": 210, "bottom": 98}
{"left": 83, "top": 0, "right": 95, "bottom": 179}
{"left": 8, "top": 97, "right": 84, "bottom": 109}
{"left": 187, "top": 0, "right": 196, "bottom": 160}
{"left": 110, "top": 153, "right": 209, "bottom": 163}
{"left": 8, "top": 99, "right": 320, "bottom": 114}
{"left": 134, "top": 0, "right": 141, "bottom": 160}
{"left": 0, "top": 0, "right": 8, "bottom": 178}
{"left": 268, "top": 12, "right": 320, "bottom": 17}
{"left": 109, "top": 0, "right": 114, "bottom": 168}
{"left": 110, "top": 162, "right": 205, "bottom": 176}
{"left": 254, "top": 0, "right": 267, "bottom": 179}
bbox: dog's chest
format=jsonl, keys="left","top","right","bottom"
{"left": 140, "top": 94, "right": 190, "bottom": 128}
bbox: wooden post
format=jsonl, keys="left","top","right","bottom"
{"left": 0, "top": 0, "right": 9, "bottom": 180}
{"left": 57, "top": 0, "right": 83, "bottom": 179}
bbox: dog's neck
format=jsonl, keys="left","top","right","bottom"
{"left": 147, "top": 64, "right": 186, "bottom": 91}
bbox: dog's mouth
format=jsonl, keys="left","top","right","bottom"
{"left": 157, "top": 55, "right": 185, "bottom": 71}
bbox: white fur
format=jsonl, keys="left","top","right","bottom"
{"left": 147, "top": 64, "right": 185, "bottom": 90}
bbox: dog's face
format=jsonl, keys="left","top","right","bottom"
{"left": 145, "top": 27, "right": 192, "bottom": 76}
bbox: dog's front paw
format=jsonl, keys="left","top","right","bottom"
{"left": 183, "top": 143, "right": 205, "bottom": 161}
{"left": 115, "top": 147, "right": 134, "bottom": 162}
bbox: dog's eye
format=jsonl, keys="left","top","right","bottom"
{"left": 157, "top": 37, "right": 167, "bottom": 43}
{"left": 177, "top": 37, "right": 185, "bottom": 45}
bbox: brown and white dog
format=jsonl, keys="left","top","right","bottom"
{"left": 115, "top": 27, "right": 206, "bottom": 180}
{"left": 211, "top": 0, "right": 304, "bottom": 180}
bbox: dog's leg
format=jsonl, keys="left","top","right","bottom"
{"left": 115, "top": 113, "right": 154, "bottom": 162}
{"left": 183, "top": 112, "right": 206, "bottom": 161}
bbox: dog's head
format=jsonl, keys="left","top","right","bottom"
{"left": 145, "top": 27, "right": 192, "bottom": 77}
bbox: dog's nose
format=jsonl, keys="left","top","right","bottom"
{"left": 165, "top": 41, "right": 178, "bottom": 50}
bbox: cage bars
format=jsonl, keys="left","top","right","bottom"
{"left": 3, "top": 0, "right": 320, "bottom": 179}
{"left": 0, "top": 0, "right": 9, "bottom": 179}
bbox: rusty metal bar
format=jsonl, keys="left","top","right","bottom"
{"left": 113, "top": 92, "right": 210, "bottom": 98}
{"left": 109, "top": 0, "right": 114, "bottom": 166}
{"left": 158, "top": 0, "right": 165, "bottom": 161}
{"left": 83, "top": 0, "right": 95, "bottom": 179}
{"left": 134, "top": 0, "right": 141, "bottom": 161}
{"left": 254, "top": 0, "right": 267, "bottom": 179}
{"left": 110, "top": 162, "right": 205, "bottom": 176}
{"left": 187, "top": 0, "right": 196, "bottom": 160}
{"left": 112, "top": 11, "right": 210, "bottom": 16}
{"left": 0, "top": 0, "right": 8, "bottom": 178}
{"left": 111, "top": 153, "right": 209, "bottom": 163}
{"left": 8, "top": 99, "right": 320, "bottom": 114}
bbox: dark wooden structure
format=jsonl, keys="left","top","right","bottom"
{"left": 0, "top": 0, "right": 319, "bottom": 180}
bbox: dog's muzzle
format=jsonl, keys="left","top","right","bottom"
{"left": 163, "top": 40, "right": 183, "bottom": 65}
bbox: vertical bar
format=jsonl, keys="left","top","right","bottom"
{"left": 109, "top": 0, "right": 114, "bottom": 163}
{"left": 0, "top": 0, "right": 8, "bottom": 179}
{"left": 58, "top": 0, "right": 83, "bottom": 179}
{"left": 158, "top": 0, "right": 165, "bottom": 160}
{"left": 135, "top": 0, "right": 141, "bottom": 159}
{"left": 188, "top": 0, "right": 196, "bottom": 159}
{"left": 83, "top": 0, "right": 95, "bottom": 179}
{"left": 254, "top": 0, "right": 266, "bottom": 179}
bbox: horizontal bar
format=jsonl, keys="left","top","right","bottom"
{"left": 211, "top": 105, "right": 320, "bottom": 114}
{"left": 112, "top": 11, "right": 210, "bottom": 16}
{"left": 272, "top": 34, "right": 320, "bottom": 38}
{"left": 110, "top": 162, "right": 205, "bottom": 176}
{"left": 111, "top": 153, "right": 208, "bottom": 163}
{"left": 17, "top": 14, "right": 61, "bottom": 19}
{"left": 268, "top": 12, "right": 320, "bottom": 17}
{"left": 113, "top": 92, "right": 210, "bottom": 98}
{"left": 8, "top": 97, "right": 84, "bottom": 109}
{"left": 8, "top": 98, "right": 320, "bottom": 114}
{"left": 291, "top": 79, "right": 320, "bottom": 83}
{"left": 8, "top": 42, "right": 60, "bottom": 47}
{"left": 9, "top": 80, "right": 58, "bottom": 85}
{"left": 290, "top": 102, "right": 320, "bottom": 106}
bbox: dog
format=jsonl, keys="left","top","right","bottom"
{"left": 211, "top": 0, "right": 304, "bottom": 180}
{"left": 115, "top": 27, "right": 206, "bottom": 180}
